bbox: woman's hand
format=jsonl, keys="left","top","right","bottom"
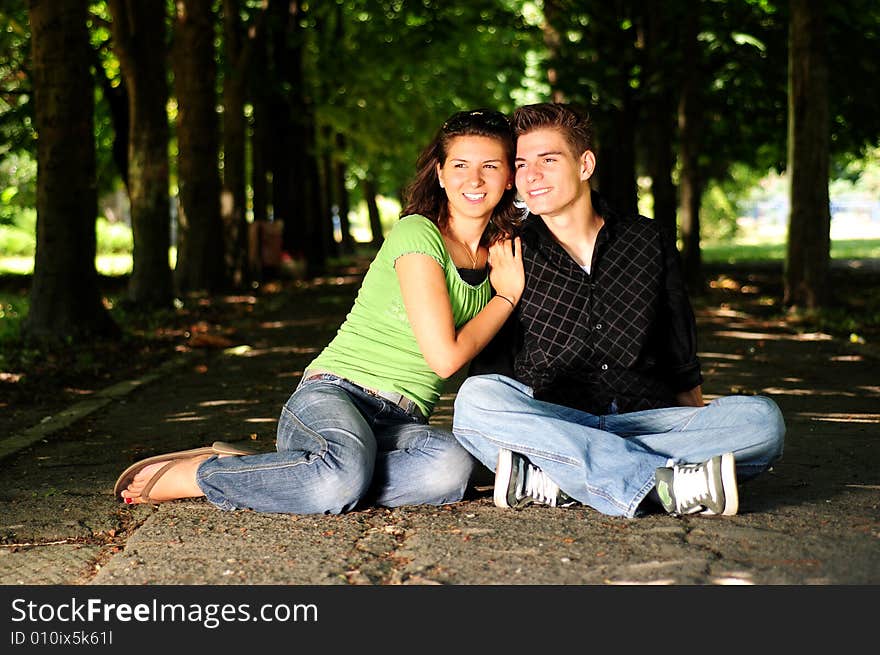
{"left": 488, "top": 236, "right": 524, "bottom": 304}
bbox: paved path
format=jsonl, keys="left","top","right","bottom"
{"left": 1, "top": 271, "right": 878, "bottom": 586}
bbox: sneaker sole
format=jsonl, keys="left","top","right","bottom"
{"left": 719, "top": 452, "right": 739, "bottom": 515}
{"left": 703, "top": 452, "right": 739, "bottom": 516}
{"left": 494, "top": 449, "right": 515, "bottom": 509}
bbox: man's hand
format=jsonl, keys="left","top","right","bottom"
{"left": 676, "top": 385, "right": 704, "bottom": 407}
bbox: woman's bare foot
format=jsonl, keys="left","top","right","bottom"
{"left": 120, "top": 454, "right": 212, "bottom": 504}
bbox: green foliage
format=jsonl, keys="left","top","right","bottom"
{"left": 0, "top": 220, "right": 35, "bottom": 256}
{"left": 0, "top": 292, "right": 27, "bottom": 343}
{"left": 700, "top": 163, "right": 774, "bottom": 240}
{"left": 0, "top": 151, "right": 36, "bottom": 229}
{"left": 0, "top": 1, "right": 34, "bottom": 157}
{"left": 312, "top": 0, "right": 542, "bottom": 198}
{"left": 95, "top": 217, "right": 133, "bottom": 254}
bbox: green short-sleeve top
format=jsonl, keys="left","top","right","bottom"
{"left": 305, "top": 214, "right": 491, "bottom": 417}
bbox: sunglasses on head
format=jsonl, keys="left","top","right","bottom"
{"left": 442, "top": 109, "right": 511, "bottom": 133}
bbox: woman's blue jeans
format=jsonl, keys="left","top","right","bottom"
{"left": 452, "top": 374, "right": 786, "bottom": 518}
{"left": 196, "top": 375, "right": 474, "bottom": 514}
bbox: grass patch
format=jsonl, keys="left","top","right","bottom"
{"left": 2, "top": 239, "right": 878, "bottom": 275}
{"left": 702, "top": 238, "right": 880, "bottom": 264}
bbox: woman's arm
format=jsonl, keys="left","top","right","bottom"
{"left": 396, "top": 237, "right": 523, "bottom": 379}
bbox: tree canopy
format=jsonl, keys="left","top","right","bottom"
{"left": 1, "top": 0, "right": 878, "bottom": 338}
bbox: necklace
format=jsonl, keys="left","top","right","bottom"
{"left": 449, "top": 236, "right": 479, "bottom": 269}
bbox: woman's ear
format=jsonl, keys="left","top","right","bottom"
{"left": 436, "top": 163, "right": 445, "bottom": 189}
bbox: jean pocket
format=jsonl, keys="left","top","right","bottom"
{"left": 276, "top": 403, "right": 329, "bottom": 455}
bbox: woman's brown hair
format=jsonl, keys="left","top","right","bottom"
{"left": 400, "top": 109, "right": 521, "bottom": 244}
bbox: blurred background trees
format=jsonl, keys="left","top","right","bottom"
{"left": 1, "top": 0, "right": 878, "bottom": 341}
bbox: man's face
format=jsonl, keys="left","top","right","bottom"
{"left": 514, "top": 128, "right": 592, "bottom": 218}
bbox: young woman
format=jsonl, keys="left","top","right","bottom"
{"left": 115, "top": 109, "right": 524, "bottom": 514}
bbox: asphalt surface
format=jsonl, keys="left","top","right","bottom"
{"left": 1, "top": 269, "right": 878, "bottom": 588}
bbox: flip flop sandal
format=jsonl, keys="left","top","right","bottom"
{"left": 113, "top": 441, "right": 256, "bottom": 502}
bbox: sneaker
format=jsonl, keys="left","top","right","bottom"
{"left": 654, "top": 452, "right": 739, "bottom": 516}
{"left": 494, "top": 448, "right": 574, "bottom": 509}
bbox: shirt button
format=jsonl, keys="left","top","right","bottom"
{"left": 601, "top": 364, "right": 608, "bottom": 371}
{"left": 596, "top": 323, "right": 603, "bottom": 330}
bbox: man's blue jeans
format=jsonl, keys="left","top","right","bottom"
{"left": 196, "top": 375, "right": 474, "bottom": 514}
{"left": 452, "top": 374, "right": 785, "bottom": 518}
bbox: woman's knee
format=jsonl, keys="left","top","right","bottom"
{"left": 310, "top": 461, "right": 374, "bottom": 514}
{"left": 423, "top": 440, "right": 475, "bottom": 503}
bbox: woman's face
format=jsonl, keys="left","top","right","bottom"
{"left": 436, "top": 135, "right": 512, "bottom": 223}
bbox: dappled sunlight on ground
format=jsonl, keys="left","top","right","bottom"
{"left": 259, "top": 318, "right": 329, "bottom": 329}
{"left": 226, "top": 345, "right": 320, "bottom": 357}
{"left": 761, "top": 387, "right": 859, "bottom": 397}
{"left": 164, "top": 415, "right": 208, "bottom": 423}
{"left": 197, "top": 399, "right": 259, "bottom": 407}
{"left": 698, "top": 352, "right": 746, "bottom": 361}
{"left": 799, "top": 412, "right": 880, "bottom": 424}
{"left": 711, "top": 330, "right": 834, "bottom": 341}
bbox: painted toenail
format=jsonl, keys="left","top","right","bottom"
{"left": 124, "top": 497, "right": 133, "bottom": 504}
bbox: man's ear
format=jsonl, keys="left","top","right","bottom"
{"left": 580, "top": 151, "right": 596, "bottom": 181}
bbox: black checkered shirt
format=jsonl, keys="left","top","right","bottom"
{"left": 471, "top": 192, "right": 702, "bottom": 415}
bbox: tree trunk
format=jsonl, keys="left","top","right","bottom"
{"left": 641, "top": 2, "right": 678, "bottom": 238}
{"left": 172, "top": 0, "right": 226, "bottom": 294}
{"left": 300, "top": 105, "right": 327, "bottom": 277}
{"left": 785, "top": 0, "right": 831, "bottom": 310}
{"left": 677, "top": 8, "right": 704, "bottom": 294}
{"left": 25, "top": 0, "right": 117, "bottom": 340}
{"left": 321, "top": 133, "right": 339, "bottom": 258}
{"left": 93, "top": 55, "right": 129, "bottom": 189}
{"left": 221, "top": 0, "right": 266, "bottom": 288}
{"left": 280, "top": 1, "right": 325, "bottom": 277}
{"left": 267, "top": 0, "right": 295, "bottom": 257}
{"left": 595, "top": 105, "right": 639, "bottom": 218}
{"left": 250, "top": 91, "right": 269, "bottom": 226}
{"left": 334, "top": 132, "right": 355, "bottom": 253}
{"left": 222, "top": 0, "right": 247, "bottom": 288}
{"left": 248, "top": 21, "right": 270, "bottom": 281}
{"left": 541, "top": 0, "right": 566, "bottom": 102}
{"left": 363, "top": 178, "right": 384, "bottom": 248}
{"left": 109, "top": 0, "right": 173, "bottom": 308}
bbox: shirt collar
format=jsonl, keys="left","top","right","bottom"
{"left": 521, "top": 190, "right": 620, "bottom": 261}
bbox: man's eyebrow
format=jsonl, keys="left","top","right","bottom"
{"left": 515, "top": 150, "right": 564, "bottom": 160}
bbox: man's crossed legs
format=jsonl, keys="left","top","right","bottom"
{"left": 452, "top": 374, "right": 785, "bottom": 518}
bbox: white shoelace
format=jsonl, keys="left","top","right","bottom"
{"left": 520, "top": 463, "right": 561, "bottom": 507}
{"left": 672, "top": 462, "right": 711, "bottom": 513}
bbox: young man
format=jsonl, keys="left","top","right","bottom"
{"left": 452, "top": 103, "right": 785, "bottom": 518}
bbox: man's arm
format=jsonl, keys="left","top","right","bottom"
{"left": 657, "top": 223, "right": 703, "bottom": 394}
{"left": 675, "top": 384, "right": 704, "bottom": 407}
